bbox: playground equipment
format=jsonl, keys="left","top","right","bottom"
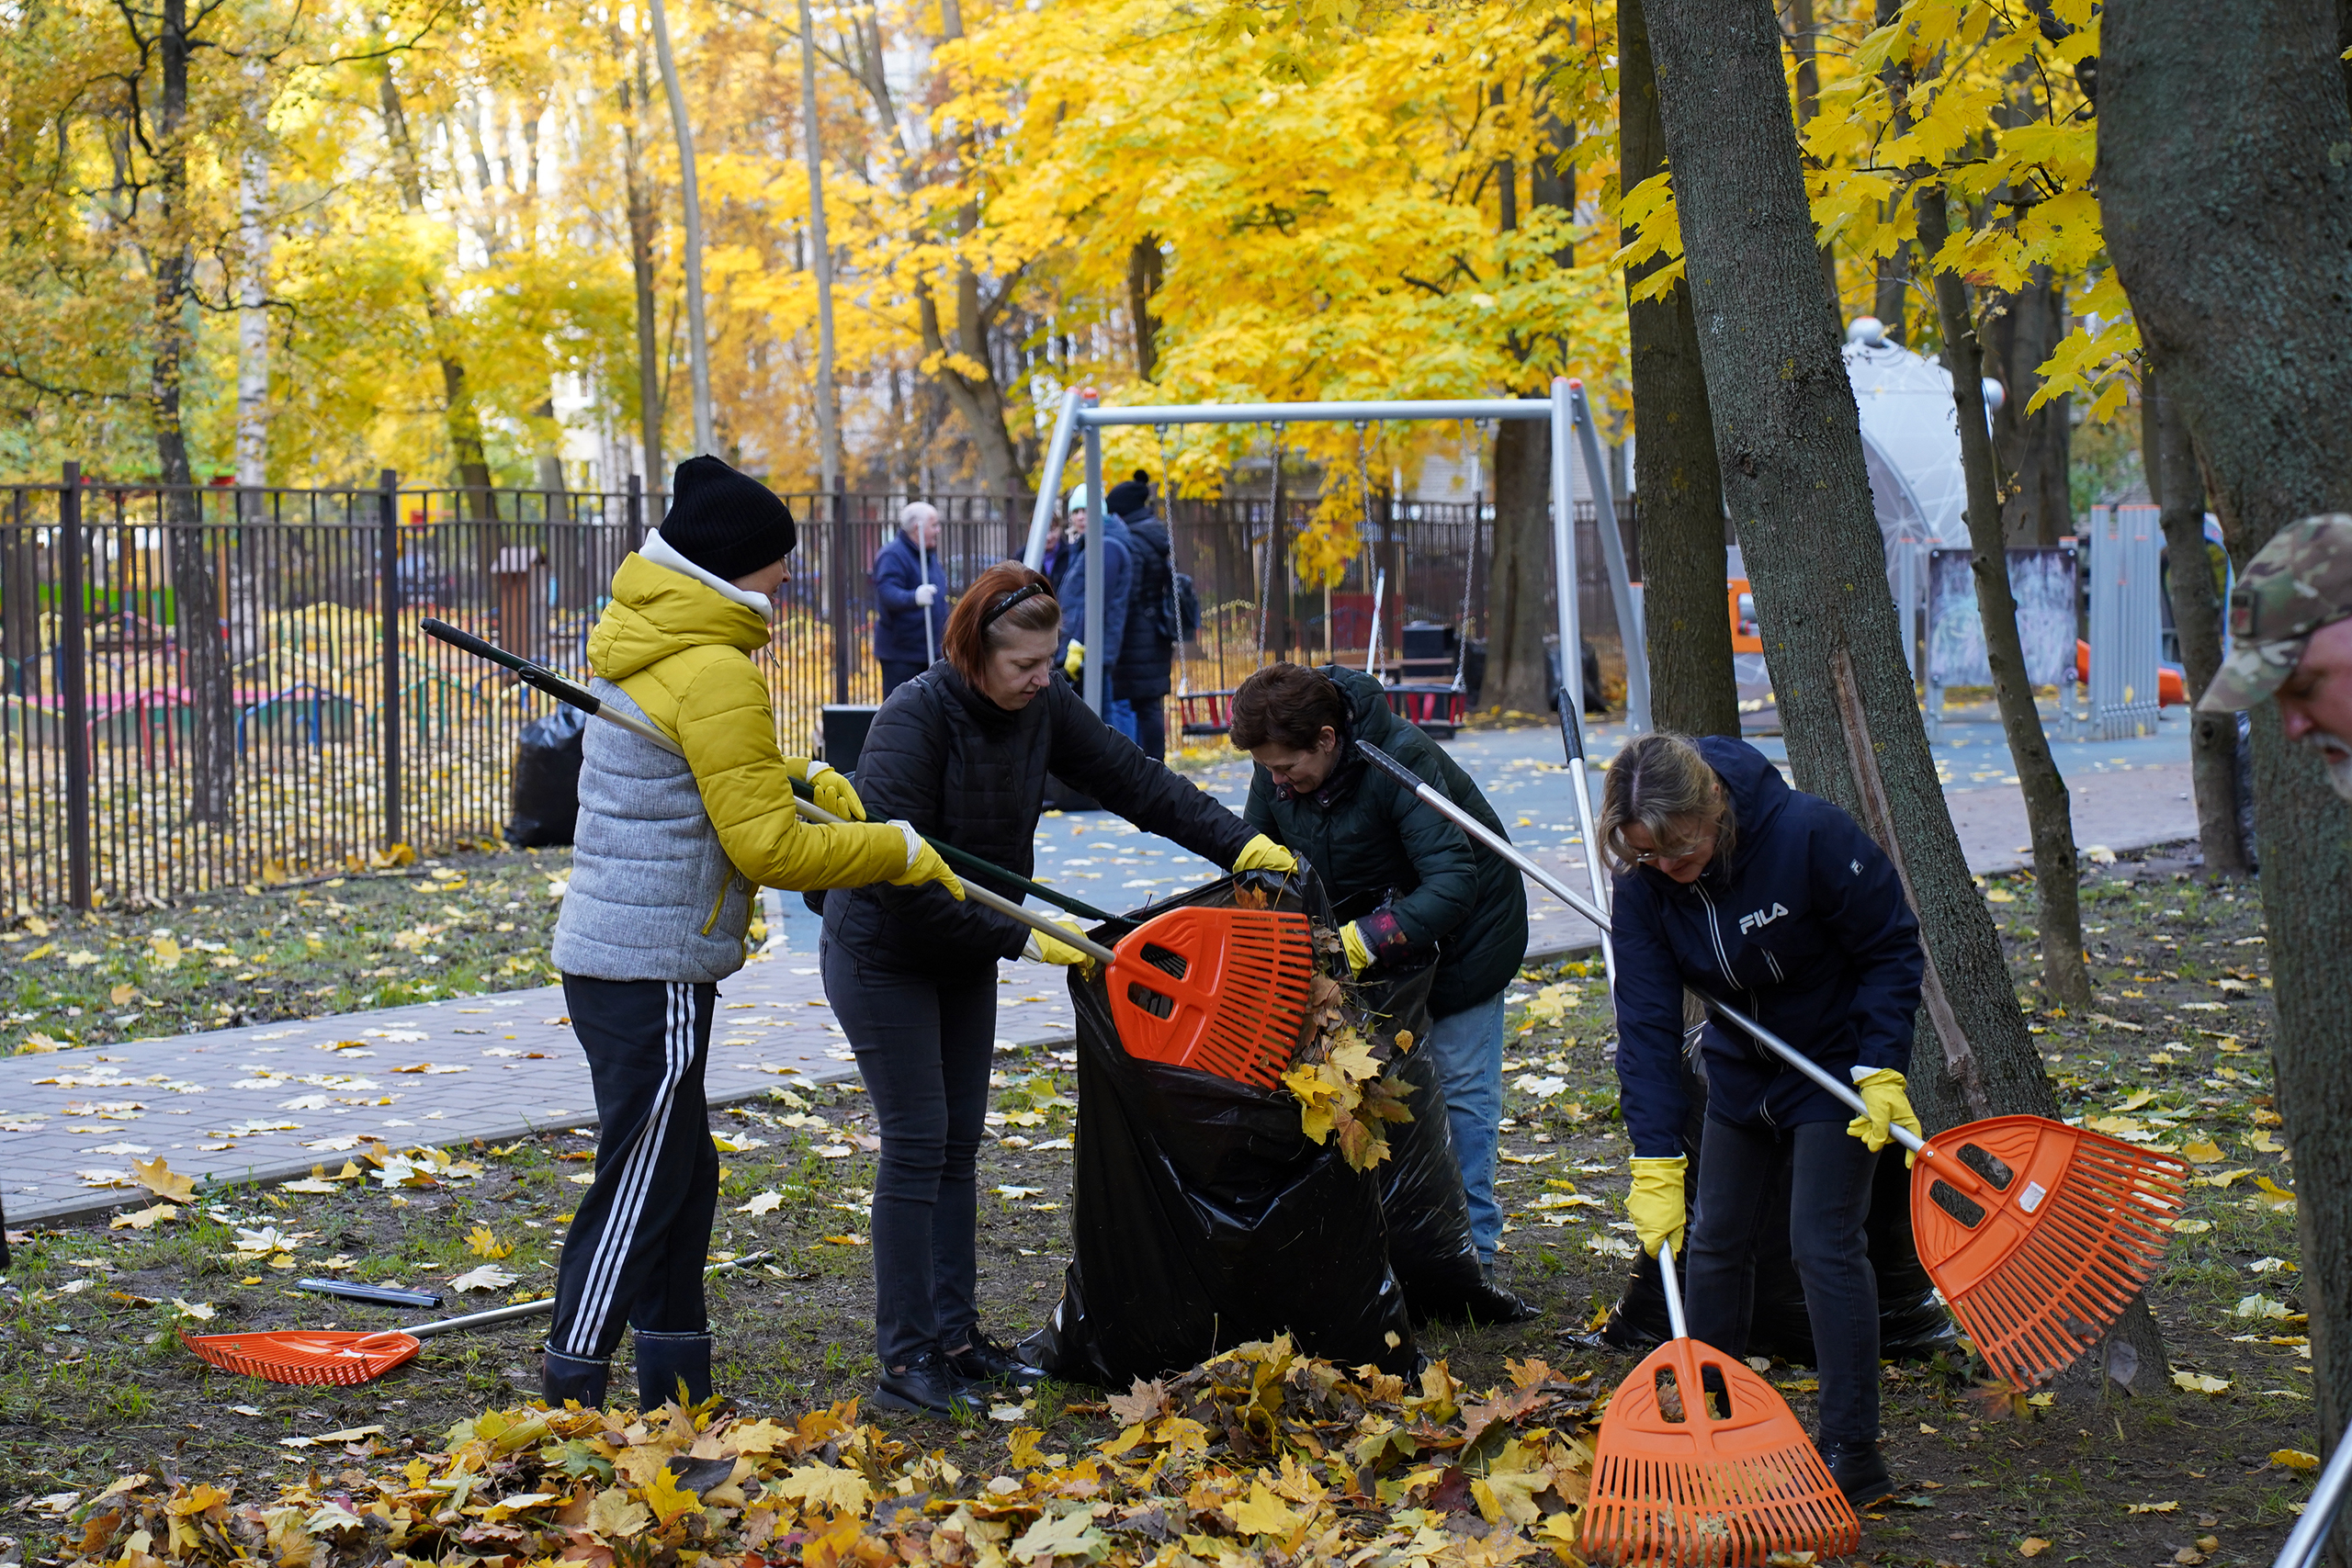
{"left": 1022, "top": 379, "right": 1646, "bottom": 980}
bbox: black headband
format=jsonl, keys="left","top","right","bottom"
{"left": 980, "top": 581, "right": 1051, "bottom": 627}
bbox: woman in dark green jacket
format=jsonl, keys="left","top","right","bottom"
{"left": 1229, "top": 662, "right": 1529, "bottom": 1269}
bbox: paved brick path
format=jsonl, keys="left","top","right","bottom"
{"left": 2, "top": 709, "right": 2198, "bottom": 1225}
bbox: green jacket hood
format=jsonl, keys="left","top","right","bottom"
{"left": 590, "top": 552, "right": 773, "bottom": 682}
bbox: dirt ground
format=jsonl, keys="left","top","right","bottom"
{"left": 0, "top": 839, "right": 2322, "bottom": 1566}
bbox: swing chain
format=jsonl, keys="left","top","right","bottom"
{"left": 1455, "top": 421, "right": 1484, "bottom": 694}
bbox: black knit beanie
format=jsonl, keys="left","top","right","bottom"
{"left": 659, "top": 456, "right": 797, "bottom": 581}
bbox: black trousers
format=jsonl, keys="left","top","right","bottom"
{"left": 880, "top": 660, "right": 927, "bottom": 697}
{"left": 1131, "top": 694, "right": 1167, "bottom": 762}
{"left": 821, "top": 937, "right": 996, "bottom": 1370}
{"left": 1686, "top": 1115, "right": 1883, "bottom": 1449}
{"left": 548, "top": 976, "right": 718, "bottom": 1361}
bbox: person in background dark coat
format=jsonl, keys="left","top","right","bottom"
{"left": 1109, "top": 470, "right": 1178, "bottom": 761}
{"left": 1050, "top": 484, "right": 1136, "bottom": 741}
{"left": 821, "top": 561, "right": 1296, "bottom": 1416}
{"left": 872, "top": 502, "right": 948, "bottom": 694}
{"left": 1604, "top": 730, "right": 1925, "bottom": 1508}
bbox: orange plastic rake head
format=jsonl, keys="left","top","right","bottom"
{"left": 182, "top": 1326, "right": 427, "bottom": 1386}
{"left": 1581, "top": 1247, "right": 1859, "bottom": 1567}
{"left": 1107, "top": 905, "right": 1318, "bottom": 1088}
{"left": 1908, "top": 1114, "right": 2188, "bottom": 1390}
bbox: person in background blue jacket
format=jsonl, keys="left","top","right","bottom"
{"left": 1602, "top": 731, "right": 1925, "bottom": 1508}
{"left": 873, "top": 502, "right": 949, "bottom": 695}
{"left": 1049, "top": 484, "right": 1136, "bottom": 740}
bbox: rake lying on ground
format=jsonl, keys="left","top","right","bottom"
{"left": 183, "top": 1254, "right": 770, "bottom": 1387}
{"left": 421, "top": 618, "right": 1320, "bottom": 1091}
{"left": 1581, "top": 1240, "right": 1860, "bottom": 1566}
{"left": 1356, "top": 740, "right": 2189, "bottom": 1392}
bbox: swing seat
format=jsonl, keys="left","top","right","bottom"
{"left": 1385, "top": 682, "right": 1467, "bottom": 739}
{"left": 1178, "top": 689, "right": 1238, "bottom": 737}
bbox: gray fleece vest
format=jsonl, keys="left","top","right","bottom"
{"left": 550, "top": 681, "right": 756, "bottom": 984}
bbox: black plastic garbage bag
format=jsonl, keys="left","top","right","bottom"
{"left": 506, "top": 705, "right": 586, "bottom": 848}
{"left": 1028, "top": 869, "right": 1419, "bottom": 1387}
{"left": 1348, "top": 964, "right": 1531, "bottom": 1325}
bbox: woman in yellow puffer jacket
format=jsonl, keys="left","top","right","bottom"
{"left": 544, "top": 456, "right": 963, "bottom": 1412}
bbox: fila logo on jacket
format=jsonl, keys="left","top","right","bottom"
{"left": 1737, "top": 902, "right": 1791, "bottom": 935}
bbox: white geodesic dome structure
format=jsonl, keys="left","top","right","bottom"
{"left": 1843, "top": 323, "right": 1971, "bottom": 551}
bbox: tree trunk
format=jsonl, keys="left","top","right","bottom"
{"left": 379, "top": 68, "right": 497, "bottom": 517}
{"left": 2143, "top": 369, "right": 2245, "bottom": 874}
{"left": 2101, "top": 0, "right": 2352, "bottom": 1448}
{"left": 234, "top": 73, "right": 269, "bottom": 521}
{"left": 620, "top": 49, "right": 665, "bottom": 488}
{"left": 1127, "top": 237, "right": 1162, "bottom": 381}
{"left": 1918, "top": 186, "right": 2090, "bottom": 1010}
{"left": 1986, "top": 265, "right": 2073, "bottom": 547}
{"left": 1486, "top": 418, "right": 1553, "bottom": 714}
{"left": 1640, "top": 0, "right": 2060, "bottom": 1144}
{"left": 1780, "top": 0, "right": 1840, "bottom": 308}
{"left": 152, "top": 0, "right": 235, "bottom": 826}
{"left": 1621, "top": 0, "right": 1739, "bottom": 738}
{"left": 1872, "top": 232, "right": 1910, "bottom": 343}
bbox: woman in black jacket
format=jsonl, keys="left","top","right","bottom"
{"left": 820, "top": 561, "right": 1293, "bottom": 1415}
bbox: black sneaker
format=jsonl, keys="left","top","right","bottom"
{"left": 1819, "top": 1439, "right": 1894, "bottom": 1506}
{"left": 944, "top": 1329, "right": 1046, "bottom": 1387}
{"left": 872, "top": 1352, "right": 981, "bottom": 1417}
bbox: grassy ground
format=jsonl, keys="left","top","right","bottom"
{"left": 1, "top": 847, "right": 574, "bottom": 1052}
{"left": 0, "top": 840, "right": 2320, "bottom": 1566}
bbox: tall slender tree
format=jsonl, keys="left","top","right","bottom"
{"left": 2143, "top": 371, "right": 2244, "bottom": 874}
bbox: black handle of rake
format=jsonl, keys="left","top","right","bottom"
{"left": 1354, "top": 739, "right": 1933, "bottom": 1156}
{"left": 421, "top": 618, "right": 1117, "bottom": 924}
{"left": 401, "top": 1252, "right": 774, "bottom": 1341}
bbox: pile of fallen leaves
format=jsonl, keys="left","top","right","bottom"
{"left": 59, "top": 1337, "right": 1600, "bottom": 1568}
{"left": 1274, "top": 913, "right": 1423, "bottom": 1175}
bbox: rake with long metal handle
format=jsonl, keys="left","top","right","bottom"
{"left": 417, "top": 618, "right": 1116, "bottom": 924}
{"left": 1581, "top": 1239, "right": 1859, "bottom": 1565}
{"left": 1355, "top": 739, "right": 2188, "bottom": 1392}
{"left": 2274, "top": 1435, "right": 2352, "bottom": 1568}
{"left": 183, "top": 1253, "right": 772, "bottom": 1387}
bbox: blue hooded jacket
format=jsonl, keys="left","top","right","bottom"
{"left": 1611, "top": 735, "right": 1924, "bottom": 1159}
{"left": 1052, "top": 510, "right": 1133, "bottom": 673}
{"left": 871, "top": 531, "right": 949, "bottom": 664}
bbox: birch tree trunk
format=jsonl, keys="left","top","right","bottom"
{"left": 1917, "top": 185, "right": 2091, "bottom": 1010}
{"left": 2101, "top": 0, "right": 2352, "bottom": 1449}
{"left": 234, "top": 69, "right": 269, "bottom": 522}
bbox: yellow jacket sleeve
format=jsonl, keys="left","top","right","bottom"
{"left": 624, "top": 650, "right": 910, "bottom": 891}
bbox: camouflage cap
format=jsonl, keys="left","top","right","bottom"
{"left": 2199, "top": 513, "right": 2352, "bottom": 711}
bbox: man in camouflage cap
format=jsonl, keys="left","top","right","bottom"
{"left": 2200, "top": 513, "right": 2352, "bottom": 798}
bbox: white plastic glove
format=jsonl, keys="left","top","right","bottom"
{"left": 914, "top": 582, "right": 938, "bottom": 607}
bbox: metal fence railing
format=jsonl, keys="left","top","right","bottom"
{"left": 0, "top": 468, "right": 1634, "bottom": 909}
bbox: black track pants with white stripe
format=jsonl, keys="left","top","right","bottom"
{"left": 548, "top": 976, "right": 719, "bottom": 1361}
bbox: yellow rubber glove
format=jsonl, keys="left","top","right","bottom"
{"left": 1023, "top": 917, "right": 1097, "bottom": 976}
{"left": 1231, "top": 833, "right": 1297, "bottom": 874}
{"left": 785, "top": 758, "right": 867, "bottom": 822}
{"left": 1063, "top": 640, "right": 1085, "bottom": 681}
{"left": 1627, "top": 1156, "right": 1688, "bottom": 1258}
{"left": 1846, "top": 1067, "right": 1923, "bottom": 1165}
{"left": 1339, "top": 921, "right": 1374, "bottom": 976}
{"left": 883, "top": 822, "right": 966, "bottom": 900}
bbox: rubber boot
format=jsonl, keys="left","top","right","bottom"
{"left": 634, "top": 1330, "right": 713, "bottom": 1410}
{"left": 542, "top": 1348, "right": 609, "bottom": 1410}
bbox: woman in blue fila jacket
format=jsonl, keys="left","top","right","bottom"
{"left": 1602, "top": 731, "right": 1926, "bottom": 1507}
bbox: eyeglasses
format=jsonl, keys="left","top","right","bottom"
{"left": 1631, "top": 830, "right": 1717, "bottom": 867}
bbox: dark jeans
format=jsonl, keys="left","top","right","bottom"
{"left": 880, "top": 660, "right": 927, "bottom": 697}
{"left": 548, "top": 977, "right": 718, "bottom": 1360}
{"left": 1131, "top": 694, "right": 1167, "bottom": 761}
{"left": 821, "top": 939, "right": 997, "bottom": 1370}
{"left": 1687, "top": 1114, "right": 1882, "bottom": 1448}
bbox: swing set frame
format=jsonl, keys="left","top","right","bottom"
{"left": 1018, "top": 376, "right": 1648, "bottom": 978}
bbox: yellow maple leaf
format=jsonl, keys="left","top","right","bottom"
{"left": 2272, "top": 1450, "right": 2320, "bottom": 1471}
{"left": 2180, "top": 1139, "right": 2225, "bottom": 1165}
{"left": 133, "top": 1156, "right": 198, "bottom": 1205}
{"left": 466, "top": 1224, "right": 514, "bottom": 1259}
{"left": 2019, "top": 1540, "right": 2052, "bottom": 1558}
{"left": 1227, "top": 1479, "right": 1302, "bottom": 1538}
{"left": 641, "top": 1465, "right": 700, "bottom": 1527}
{"left": 583, "top": 1486, "right": 650, "bottom": 1538}
{"left": 109, "top": 1203, "right": 179, "bottom": 1231}
{"left": 775, "top": 1462, "right": 872, "bottom": 1515}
